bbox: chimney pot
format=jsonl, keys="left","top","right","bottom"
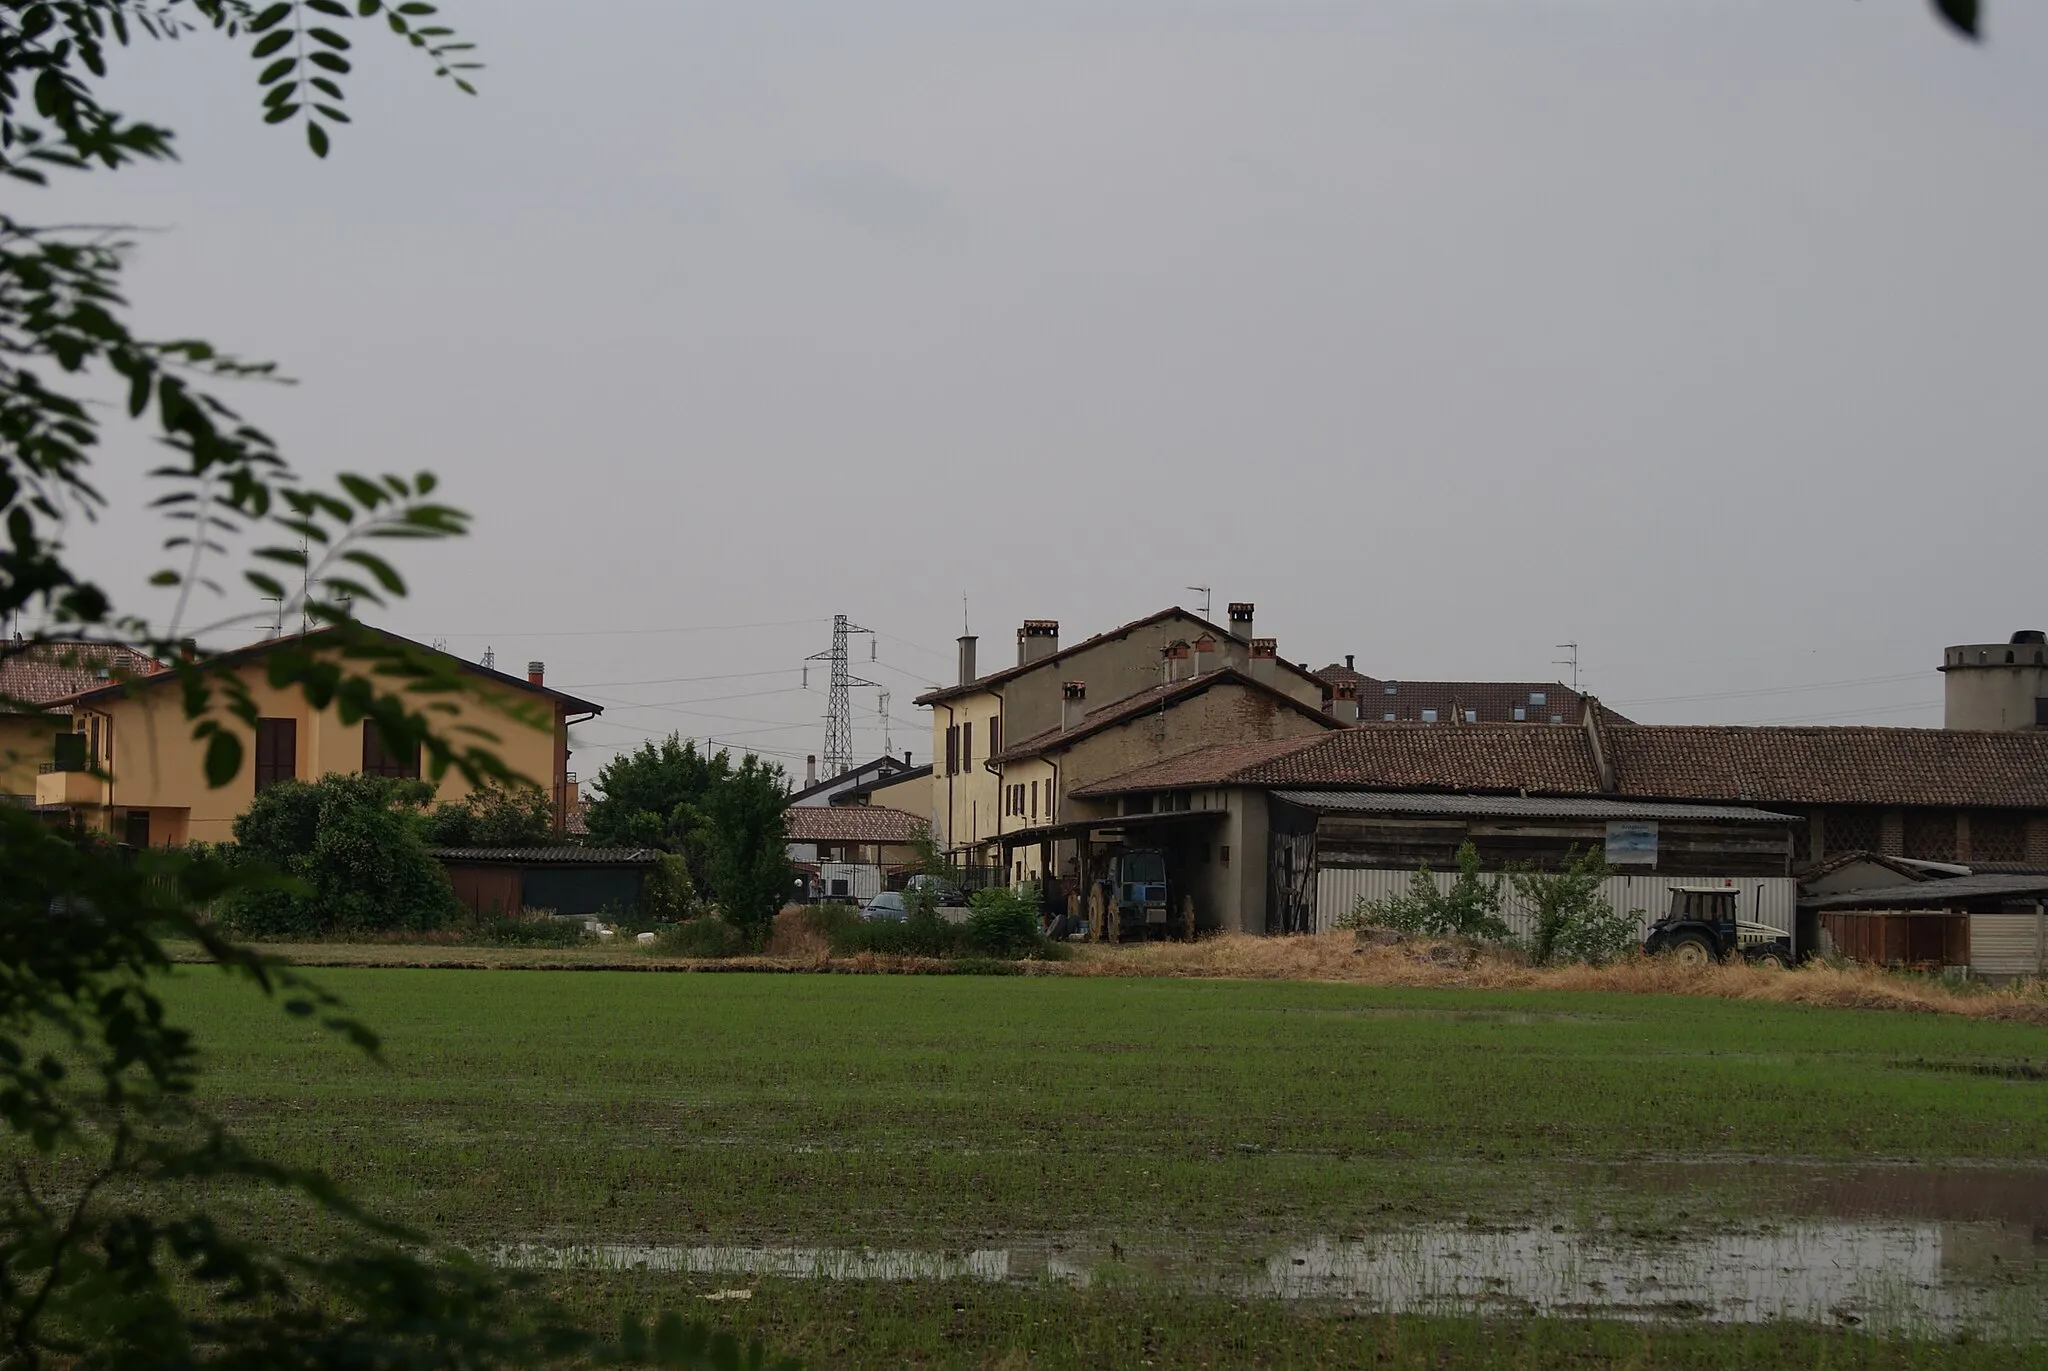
{"left": 957, "top": 634, "right": 978, "bottom": 687}
{"left": 1061, "top": 681, "right": 1087, "bottom": 731}
{"left": 1249, "top": 637, "right": 1277, "bottom": 686}
{"left": 1227, "top": 602, "right": 1255, "bottom": 638}
{"left": 806, "top": 755, "right": 817, "bottom": 787}
{"left": 1017, "top": 619, "right": 1061, "bottom": 666}
{"left": 1345, "top": 654, "right": 1355, "bottom": 671}
{"left": 527, "top": 660, "right": 545, "bottom": 686}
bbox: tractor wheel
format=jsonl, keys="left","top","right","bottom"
{"left": 1667, "top": 933, "right": 1716, "bottom": 969}
{"left": 1745, "top": 943, "right": 1792, "bottom": 971}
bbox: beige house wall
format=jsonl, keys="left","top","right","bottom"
{"left": 0, "top": 713, "right": 66, "bottom": 799}
{"left": 929, "top": 686, "right": 1002, "bottom": 860}
{"left": 1944, "top": 664, "right": 2048, "bottom": 731}
{"left": 60, "top": 653, "right": 563, "bottom": 846}
{"left": 860, "top": 770, "right": 932, "bottom": 823}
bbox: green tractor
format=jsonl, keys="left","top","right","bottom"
{"left": 1642, "top": 885, "right": 1796, "bottom": 969}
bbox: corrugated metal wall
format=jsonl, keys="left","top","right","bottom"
{"left": 1968, "top": 912, "right": 2047, "bottom": 977}
{"left": 1314, "top": 867, "right": 1797, "bottom": 939}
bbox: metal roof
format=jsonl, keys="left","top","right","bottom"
{"left": 429, "top": 846, "right": 658, "bottom": 864}
{"left": 1805, "top": 874, "right": 2048, "bottom": 909}
{"left": 1272, "top": 791, "right": 1799, "bottom": 823}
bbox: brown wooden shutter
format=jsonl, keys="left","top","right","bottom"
{"left": 361, "top": 721, "right": 422, "bottom": 779}
{"left": 254, "top": 718, "right": 297, "bottom": 793}
{"left": 962, "top": 722, "right": 973, "bottom": 771}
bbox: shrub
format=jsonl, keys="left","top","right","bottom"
{"left": 1510, "top": 847, "right": 1638, "bottom": 966}
{"left": 802, "top": 903, "right": 861, "bottom": 940}
{"left": 225, "top": 774, "right": 459, "bottom": 938}
{"left": 639, "top": 852, "right": 699, "bottom": 921}
{"left": 426, "top": 785, "right": 555, "bottom": 848}
{"left": 829, "top": 913, "right": 974, "bottom": 958}
{"left": 966, "top": 884, "right": 1042, "bottom": 958}
{"left": 657, "top": 916, "right": 747, "bottom": 958}
{"left": 1341, "top": 841, "right": 1511, "bottom": 943}
{"left": 475, "top": 917, "right": 587, "bottom": 948}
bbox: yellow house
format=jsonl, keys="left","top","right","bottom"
{"left": 33, "top": 627, "right": 601, "bottom": 846}
{"left": 914, "top": 604, "right": 1333, "bottom": 880}
{"left": 2, "top": 640, "right": 166, "bottom": 806}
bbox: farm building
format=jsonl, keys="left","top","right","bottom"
{"left": 785, "top": 804, "right": 926, "bottom": 903}
{"left": 433, "top": 846, "right": 658, "bottom": 919}
{"left": 1804, "top": 874, "right": 2048, "bottom": 980}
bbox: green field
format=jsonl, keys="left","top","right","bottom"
{"left": 172, "top": 967, "right": 2048, "bottom": 1366}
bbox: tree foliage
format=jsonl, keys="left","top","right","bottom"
{"left": 428, "top": 783, "right": 557, "bottom": 848}
{"left": 1509, "top": 848, "right": 1638, "bottom": 966}
{"left": 1344, "top": 841, "right": 1511, "bottom": 943}
{"left": 228, "top": 772, "right": 460, "bottom": 936}
{"left": 0, "top": 4, "right": 788, "bottom": 1365}
{"left": 701, "top": 753, "right": 791, "bottom": 944}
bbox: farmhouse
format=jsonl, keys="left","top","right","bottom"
{"left": 785, "top": 803, "right": 927, "bottom": 902}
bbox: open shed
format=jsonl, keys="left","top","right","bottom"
{"left": 1804, "top": 874, "right": 2048, "bottom": 979}
{"left": 431, "top": 846, "right": 658, "bottom": 919}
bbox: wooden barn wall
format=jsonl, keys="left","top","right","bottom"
{"left": 444, "top": 863, "right": 522, "bottom": 919}
{"left": 1312, "top": 814, "right": 1791, "bottom": 878}
{"left": 1817, "top": 912, "right": 1968, "bottom": 967}
{"left": 1314, "top": 868, "right": 1798, "bottom": 940}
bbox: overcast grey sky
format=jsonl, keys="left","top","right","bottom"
{"left": 45, "top": 0, "right": 2048, "bottom": 775}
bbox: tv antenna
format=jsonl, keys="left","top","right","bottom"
{"left": 1185, "top": 585, "right": 1212, "bottom": 619}
{"left": 804, "top": 614, "right": 879, "bottom": 780}
{"left": 1554, "top": 642, "right": 1581, "bottom": 693}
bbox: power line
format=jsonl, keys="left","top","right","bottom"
{"left": 559, "top": 667, "right": 801, "bottom": 690}
{"left": 1722, "top": 698, "right": 1942, "bottom": 726}
{"left": 1609, "top": 671, "right": 1927, "bottom": 708}
{"left": 432, "top": 616, "right": 827, "bottom": 640}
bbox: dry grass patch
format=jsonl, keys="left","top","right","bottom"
{"left": 1064, "top": 931, "right": 2048, "bottom": 1023}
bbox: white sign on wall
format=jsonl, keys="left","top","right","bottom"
{"left": 1604, "top": 821, "right": 1659, "bottom": 866}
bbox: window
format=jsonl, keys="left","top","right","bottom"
{"left": 945, "top": 726, "right": 958, "bottom": 775}
{"left": 1031, "top": 780, "right": 1039, "bottom": 820}
{"left": 2035, "top": 697, "right": 2048, "bottom": 727}
{"left": 1420, "top": 709, "right": 1437, "bottom": 723}
{"left": 1972, "top": 811, "right": 2028, "bottom": 863}
{"left": 1530, "top": 692, "right": 1547, "bottom": 707}
{"left": 1903, "top": 810, "right": 1956, "bottom": 862}
{"left": 1823, "top": 807, "right": 1882, "bottom": 856}
{"left": 1464, "top": 710, "right": 1478, "bottom": 723}
{"left": 254, "top": 717, "right": 297, "bottom": 793}
{"left": 1382, "top": 712, "right": 1396, "bottom": 722}
{"left": 1382, "top": 683, "right": 1397, "bottom": 695}
{"left": 962, "top": 722, "right": 973, "bottom": 771}
{"left": 123, "top": 810, "right": 150, "bottom": 848}
{"left": 1512, "top": 706, "right": 1526, "bottom": 722}
{"left": 989, "top": 717, "right": 999, "bottom": 756}
{"left": 362, "top": 721, "right": 421, "bottom": 779}
{"left": 1550, "top": 715, "right": 1563, "bottom": 725}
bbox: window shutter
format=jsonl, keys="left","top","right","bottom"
{"left": 254, "top": 718, "right": 298, "bottom": 793}
{"left": 962, "top": 722, "right": 973, "bottom": 771}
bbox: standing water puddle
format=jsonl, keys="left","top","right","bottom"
{"left": 488, "top": 1216, "right": 2047, "bottom": 1338}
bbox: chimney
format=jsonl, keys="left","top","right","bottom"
{"left": 1227, "top": 602, "right": 1255, "bottom": 640}
{"left": 1249, "top": 637, "right": 1278, "bottom": 686}
{"left": 1581, "top": 696, "right": 1618, "bottom": 793}
{"left": 957, "top": 634, "right": 978, "bottom": 686}
{"left": 904, "top": 750, "right": 912, "bottom": 766}
{"left": 806, "top": 755, "right": 818, "bottom": 788}
{"left": 178, "top": 638, "right": 198, "bottom": 663}
{"left": 1017, "top": 619, "right": 1061, "bottom": 667}
{"left": 1345, "top": 654, "right": 1355, "bottom": 672}
{"left": 1332, "top": 681, "right": 1360, "bottom": 724}
{"left": 1163, "top": 640, "right": 1191, "bottom": 683}
{"left": 527, "top": 660, "right": 545, "bottom": 686}
{"left": 1062, "top": 681, "right": 1087, "bottom": 731}
{"left": 1190, "top": 634, "right": 1219, "bottom": 677}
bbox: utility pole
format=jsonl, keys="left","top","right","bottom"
{"left": 805, "top": 614, "right": 878, "bottom": 781}
{"left": 1554, "top": 642, "right": 1580, "bottom": 693}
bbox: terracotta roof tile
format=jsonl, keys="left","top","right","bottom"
{"left": 993, "top": 668, "right": 1338, "bottom": 762}
{"left": 0, "top": 640, "right": 163, "bottom": 714}
{"left": 1319, "top": 669, "right": 1632, "bottom": 727}
{"left": 1608, "top": 726, "right": 2048, "bottom": 809}
{"left": 783, "top": 805, "right": 926, "bottom": 844}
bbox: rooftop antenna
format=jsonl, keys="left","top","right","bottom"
{"left": 806, "top": 613, "right": 879, "bottom": 780}
{"left": 1554, "top": 642, "right": 1580, "bottom": 693}
{"left": 262, "top": 595, "right": 284, "bottom": 640}
{"left": 878, "top": 689, "right": 893, "bottom": 757}
{"left": 1186, "top": 585, "right": 1212, "bottom": 620}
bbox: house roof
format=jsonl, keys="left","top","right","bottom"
{"left": 1073, "top": 724, "right": 1604, "bottom": 797}
{"left": 54, "top": 625, "right": 603, "bottom": 716}
{"left": 914, "top": 606, "right": 1324, "bottom": 707}
{"left": 1607, "top": 725, "right": 2048, "bottom": 809}
{"left": 783, "top": 804, "right": 926, "bottom": 844}
{"left": 787, "top": 754, "right": 919, "bottom": 804}
{"left": 1, "top": 640, "right": 164, "bottom": 714}
{"left": 993, "top": 667, "right": 1340, "bottom": 763}
{"left": 429, "top": 846, "right": 657, "bottom": 864}
{"left": 833, "top": 763, "right": 933, "bottom": 803}
{"left": 1273, "top": 790, "right": 1797, "bottom": 824}
{"left": 1805, "top": 874, "right": 2048, "bottom": 909}
{"left": 1076, "top": 721, "right": 2048, "bottom": 812}
{"left": 1313, "top": 664, "right": 1632, "bottom": 727}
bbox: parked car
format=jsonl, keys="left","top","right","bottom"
{"left": 861, "top": 891, "right": 909, "bottom": 922}
{"left": 903, "top": 874, "right": 968, "bottom": 907}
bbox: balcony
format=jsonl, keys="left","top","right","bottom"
{"left": 35, "top": 765, "right": 107, "bottom": 809}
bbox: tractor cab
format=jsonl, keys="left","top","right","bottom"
{"left": 1643, "top": 884, "right": 1795, "bottom": 968}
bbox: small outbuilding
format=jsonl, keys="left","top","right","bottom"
{"left": 431, "top": 846, "right": 659, "bottom": 919}
{"left": 1804, "top": 874, "right": 2048, "bottom": 980}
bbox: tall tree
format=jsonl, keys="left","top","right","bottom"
{"left": 0, "top": 4, "right": 777, "bottom": 1365}
{"left": 701, "top": 754, "right": 792, "bottom": 944}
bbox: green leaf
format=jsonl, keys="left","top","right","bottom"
{"left": 314, "top": 104, "right": 351, "bottom": 123}
{"left": 149, "top": 570, "right": 180, "bottom": 586}
{"left": 307, "top": 121, "right": 331, "bottom": 157}
{"left": 308, "top": 26, "right": 352, "bottom": 49}
{"left": 308, "top": 50, "right": 352, "bottom": 73}
{"left": 307, "top": 0, "right": 352, "bottom": 13}
{"left": 1933, "top": 0, "right": 1980, "bottom": 37}
{"left": 340, "top": 549, "right": 406, "bottom": 597}
{"left": 264, "top": 102, "right": 301, "bottom": 124}
{"left": 259, "top": 56, "right": 297, "bottom": 84}
{"left": 204, "top": 731, "right": 243, "bottom": 788}
{"left": 251, "top": 29, "right": 294, "bottom": 57}
{"left": 249, "top": 2, "right": 294, "bottom": 31}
